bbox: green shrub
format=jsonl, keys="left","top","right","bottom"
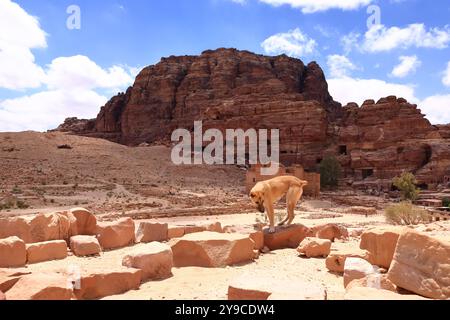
{"left": 319, "top": 156, "right": 341, "bottom": 189}
{"left": 385, "top": 201, "right": 429, "bottom": 225}
{"left": 392, "top": 172, "right": 420, "bottom": 201}
{"left": 442, "top": 198, "right": 450, "bottom": 208}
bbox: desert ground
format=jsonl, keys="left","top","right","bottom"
{"left": 0, "top": 131, "right": 449, "bottom": 300}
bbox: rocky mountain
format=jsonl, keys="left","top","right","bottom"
{"left": 57, "top": 48, "right": 450, "bottom": 190}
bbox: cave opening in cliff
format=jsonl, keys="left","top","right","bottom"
{"left": 362, "top": 169, "right": 374, "bottom": 179}
{"left": 417, "top": 183, "right": 429, "bottom": 190}
{"left": 339, "top": 145, "right": 347, "bottom": 155}
{"left": 421, "top": 145, "right": 432, "bottom": 167}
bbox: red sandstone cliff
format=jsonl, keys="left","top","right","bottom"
{"left": 57, "top": 48, "right": 450, "bottom": 189}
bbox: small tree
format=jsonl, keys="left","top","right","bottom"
{"left": 392, "top": 172, "right": 419, "bottom": 201}
{"left": 319, "top": 156, "right": 341, "bottom": 189}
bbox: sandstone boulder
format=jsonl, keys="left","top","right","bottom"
{"left": 69, "top": 208, "right": 97, "bottom": 235}
{"left": 223, "top": 225, "right": 264, "bottom": 251}
{"left": 184, "top": 225, "right": 207, "bottom": 235}
{"left": 0, "top": 269, "right": 31, "bottom": 292}
{"left": 263, "top": 224, "right": 310, "bottom": 250}
{"left": 0, "top": 213, "right": 72, "bottom": 243}
{"left": 59, "top": 211, "right": 79, "bottom": 237}
{"left": 203, "top": 222, "right": 223, "bottom": 233}
{"left": 311, "top": 224, "right": 348, "bottom": 242}
{"left": 168, "top": 226, "right": 185, "bottom": 239}
{"left": 387, "top": 229, "right": 450, "bottom": 300}
{"left": 228, "top": 274, "right": 326, "bottom": 300}
{"left": 96, "top": 218, "right": 135, "bottom": 250}
{"left": 345, "top": 286, "right": 429, "bottom": 300}
{"left": 343, "top": 257, "right": 377, "bottom": 288}
{"left": 171, "top": 231, "right": 254, "bottom": 267}
{"left": 297, "top": 237, "right": 331, "bottom": 258}
{"left": 6, "top": 273, "right": 73, "bottom": 300}
{"left": 122, "top": 242, "right": 173, "bottom": 281}
{"left": 0, "top": 236, "right": 27, "bottom": 268}
{"left": 26, "top": 240, "right": 68, "bottom": 264}
{"left": 74, "top": 268, "right": 142, "bottom": 300}
{"left": 135, "top": 222, "right": 168, "bottom": 243}
{"left": 348, "top": 228, "right": 364, "bottom": 238}
{"left": 360, "top": 226, "right": 405, "bottom": 269}
{"left": 325, "top": 245, "right": 371, "bottom": 273}
{"left": 0, "top": 291, "right": 5, "bottom": 300}
{"left": 70, "top": 235, "right": 102, "bottom": 257}
{"left": 346, "top": 274, "right": 397, "bottom": 292}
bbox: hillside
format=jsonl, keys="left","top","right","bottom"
{"left": 0, "top": 131, "right": 247, "bottom": 217}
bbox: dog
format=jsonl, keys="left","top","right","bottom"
{"left": 250, "top": 176, "right": 308, "bottom": 233}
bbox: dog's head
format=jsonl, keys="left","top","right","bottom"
{"left": 249, "top": 184, "right": 266, "bottom": 213}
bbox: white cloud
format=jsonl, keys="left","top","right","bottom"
{"left": 420, "top": 94, "right": 450, "bottom": 125}
{"left": 261, "top": 28, "right": 317, "bottom": 58}
{"left": 443, "top": 61, "right": 450, "bottom": 87}
{"left": 0, "top": 0, "right": 47, "bottom": 89}
{"left": 328, "top": 76, "right": 450, "bottom": 124}
{"left": 45, "top": 55, "right": 134, "bottom": 90}
{"left": 0, "top": 1, "right": 137, "bottom": 132}
{"left": 390, "top": 55, "right": 421, "bottom": 78}
{"left": 362, "top": 24, "right": 450, "bottom": 52}
{"left": 341, "top": 32, "right": 360, "bottom": 55}
{"left": 0, "top": 55, "right": 136, "bottom": 132}
{"left": 327, "top": 55, "right": 357, "bottom": 78}
{"left": 258, "top": 0, "right": 372, "bottom": 13}
{"left": 0, "top": 89, "right": 107, "bottom": 132}
{"left": 328, "top": 77, "right": 419, "bottom": 106}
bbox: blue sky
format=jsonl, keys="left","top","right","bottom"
{"left": 1, "top": 0, "right": 449, "bottom": 131}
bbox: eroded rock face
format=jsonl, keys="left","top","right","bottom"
{"left": 56, "top": 49, "right": 450, "bottom": 186}
{"left": 170, "top": 231, "right": 254, "bottom": 267}
{"left": 387, "top": 229, "right": 450, "bottom": 300}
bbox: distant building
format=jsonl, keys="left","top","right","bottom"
{"left": 245, "top": 163, "right": 320, "bottom": 197}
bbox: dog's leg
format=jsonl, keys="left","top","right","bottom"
{"left": 278, "top": 210, "right": 290, "bottom": 226}
{"left": 265, "top": 202, "right": 276, "bottom": 233}
{"left": 286, "top": 186, "right": 302, "bottom": 225}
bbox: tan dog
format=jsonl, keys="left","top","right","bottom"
{"left": 250, "top": 176, "right": 308, "bottom": 233}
